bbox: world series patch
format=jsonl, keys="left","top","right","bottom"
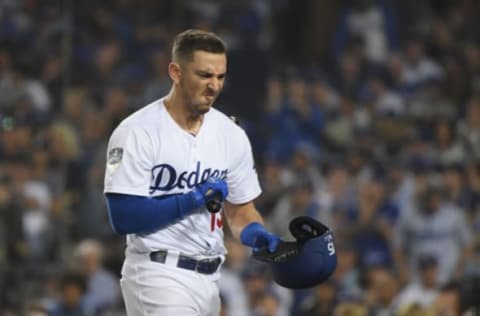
{"left": 108, "top": 147, "right": 123, "bottom": 165}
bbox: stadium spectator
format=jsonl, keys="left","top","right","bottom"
{"left": 394, "top": 184, "right": 473, "bottom": 285}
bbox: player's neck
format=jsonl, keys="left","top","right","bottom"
{"left": 164, "top": 93, "right": 203, "bottom": 135}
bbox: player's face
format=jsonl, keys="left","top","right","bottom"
{"left": 178, "top": 51, "right": 227, "bottom": 115}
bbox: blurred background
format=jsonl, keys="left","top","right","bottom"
{"left": 0, "top": 0, "right": 480, "bottom": 315}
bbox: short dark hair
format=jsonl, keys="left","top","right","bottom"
{"left": 172, "top": 29, "right": 226, "bottom": 63}
{"left": 60, "top": 272, "right": 87, "bottom": 293}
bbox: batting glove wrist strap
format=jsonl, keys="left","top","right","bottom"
{"left": 240, "top": 222, "right": 280, "bottom": 253}
{"left": 190, "top": 177, "right": 228, "bottom": 209}
{"left": 190, "top": 189, "right": 206, "bottom": 210}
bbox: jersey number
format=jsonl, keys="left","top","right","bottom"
{"left": 210, "top": 213, "right": 223, "bottom": 231}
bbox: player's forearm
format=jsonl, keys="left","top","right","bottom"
{"left": 223, "top": 201, "right": 264, "bottom": 240}
{"left": 105, "top": 192, "right": 198, "bottom": 235}
{"left": 105, "top": 178, "right": 228, "bottom": 235}
{"left": 224, "top": 201, "right": 280, "bottom": 252}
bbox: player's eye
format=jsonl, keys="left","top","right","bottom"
{"left": 197, "top": 72, "right": 212, "bottom": 78}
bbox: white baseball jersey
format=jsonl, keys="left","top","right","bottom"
{"left": 394, "top": 203, "right": 472, "bottom": 284}
{"left": 104, "top": 98, "right": 261, "bottom": 258}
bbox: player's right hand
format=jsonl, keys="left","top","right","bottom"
{"left": 191, "top": 177, "right": 228, "bottom": 209}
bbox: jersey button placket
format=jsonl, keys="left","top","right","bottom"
{"left": 191, "top": 140, "right": 198, "bottom": 164}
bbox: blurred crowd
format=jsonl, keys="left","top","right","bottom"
{"left": 1, "top": 0, "right": 480, "bottom": 315}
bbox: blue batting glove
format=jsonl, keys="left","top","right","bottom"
{"left": 191, "top": 177, "right": 228, "bottom": 209}
{"left": 240, "top": 222, "right": 281, "bottom": 253}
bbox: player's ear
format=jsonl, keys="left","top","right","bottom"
{"left": 168, "top": 62, "right": 182, "bottom": 84}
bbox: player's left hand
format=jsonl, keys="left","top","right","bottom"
{"left": 252, "top": 230, "right": 281, "bottom": 253}
{"left": 240, "top": 222, "right": 281, "bottom": 253}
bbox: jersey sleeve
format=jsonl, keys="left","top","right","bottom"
{"left": 225, "top": 129, "right": 261, "bottom": 204}
{"left": 104, "top": 124, "right": 154, "bottom": 196}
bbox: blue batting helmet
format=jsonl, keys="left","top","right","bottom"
{"left": 253, "top": 216, "right": 337, "bottom": 289}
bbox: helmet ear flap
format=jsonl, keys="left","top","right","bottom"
{"left": 289, "top": 216, "right": 330, "bottom": 243}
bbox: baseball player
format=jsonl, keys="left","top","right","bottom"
{"left": 103, "top": 29, "right": 281, "bottom": 315}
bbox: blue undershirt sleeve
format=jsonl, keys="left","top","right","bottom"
{"left": 105, "top": 192, "right": 200, "bottom": 235}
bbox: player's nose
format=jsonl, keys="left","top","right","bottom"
{"left": 207, "top": 79, "right": 222, "bottom": 92}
